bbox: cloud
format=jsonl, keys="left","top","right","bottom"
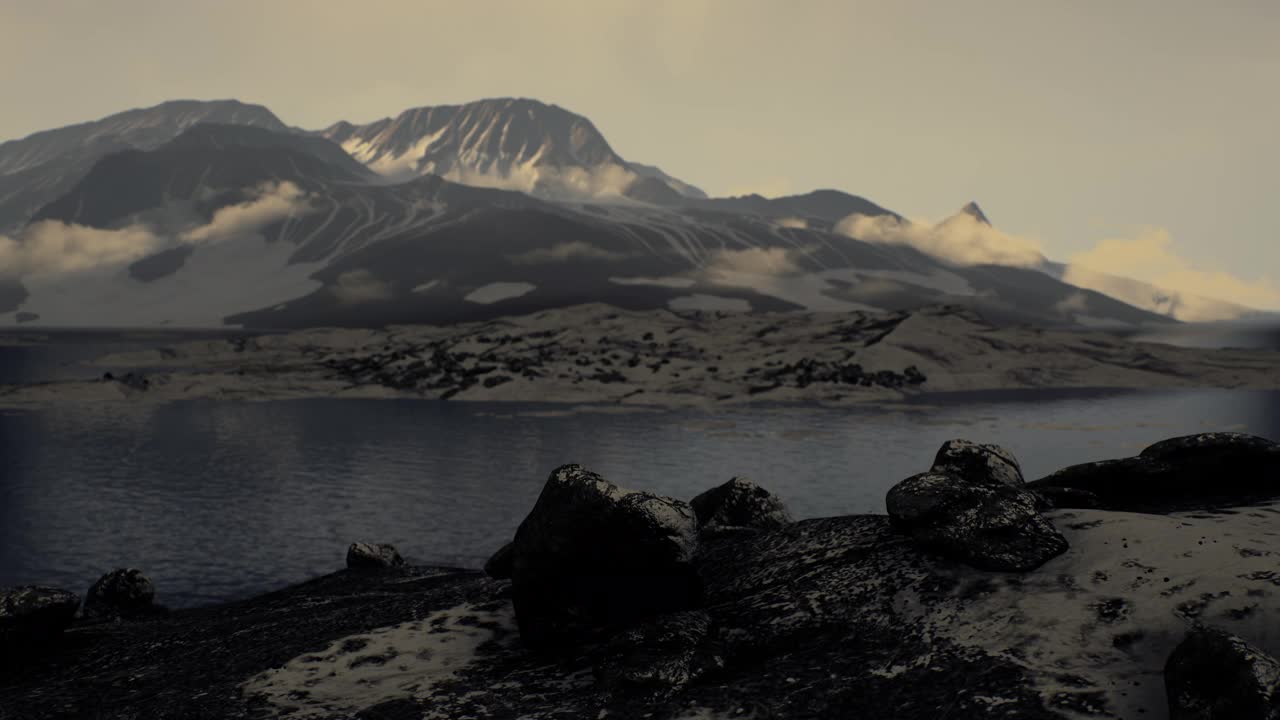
{"left": 0, "top": 181, "right": 313, "bottom": 282}
{"left": 1064, "top": 226, "right": 1280, "bottom": 318}
{"left": 441, "top": 162, "right": 641, "bottom": 201}
{"left": 180, "top": 181, "right": 309, "bottom": 244}
{"left": 330, "top": 269, "right": 393, "bottom": 305}
{"left": 774, "top": 216, "right": 808, "bottom": 229}
{"left": 1053, "top": 291, "right": 1090, "bottom": 315}
{"left": 706, "top": 246, "right": 799, "bottom": 275}
{"left": 509, "top": 241, "right": 630, "bottom": 264}
{"left": 0, "top": 222, "right": 161, "bottom": 279}
{"left": 835, "top": 212, "right": 1046, "bottom": 267}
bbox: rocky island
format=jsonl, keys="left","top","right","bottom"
{"left": 3, "top": 432, "right": 1278, "bottom": 719}
{"left": 2, "top": 304, "right": 1279, "bottom": 409}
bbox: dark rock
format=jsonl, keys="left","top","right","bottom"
{"left": 354, "top": 697, "right": 426, "bottom": 719}
{"left": 931, "top": 439, "right": 1024, "bottom": 487}
{"left": 592, "top": 609, "right": 722, "bottom": 697}
{"left": 0, "top": 586, "right": 80, "bottom": 643}
{"left": 484, "top": 541, "right": 514, "bottom": 580}
{"left": 1028, "top": 433, "right": 1280, "bottom": 513}
{"left": 510, "top": 464, "right": 702, "bottom": 650}
{"left": 690, "top": 477, "right": 793, "bottom": 531}
{"left": 345, "top": 542, "right": 405, "bottom": 570}
{"left": 84, "top": 568, "right": 156, "bottom": 620}
{"left": 1165, "top": 625, "right": 1280, "bottom": 720}
{"left": 886, "top": 471, "right": 1068, "bottom": 571}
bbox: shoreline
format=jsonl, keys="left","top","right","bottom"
{"left": 1, "top": 303, "right": 1278, "bottom": 410}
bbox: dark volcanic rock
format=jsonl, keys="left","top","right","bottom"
{"left": 1028, "top": 432, "right": 1280, "bottom": 513}
{"left": 931, "top": 439, "right": 1024, "bottom": 487}
{"left": 592, "top": 609, "right": 721, "bottom": 697}
{"left": 689, "top": 477, "right": 793, "bottom": 531}
{"left": 484, "top": 541, "right": 514, "bottom": 579}
{"left": 346, "top": 542, "right": 405, "bottom": 570}
{"left": 510, "top": 464, "right": 702, "bottom": 650}
{"left": 1165, "top": 626, "right": 1280, "bottom": 720}
{"left": 84, "top": 568, "right": 157, "bottom": 620}
{"left": 886, "top": 471, "right": 1068, "bottom": 571}
{"left": 0, "top": 586, "right": 80, "bottom": 644}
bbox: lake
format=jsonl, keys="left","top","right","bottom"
{"left": 2, "top": 388, "right": 1278, "bottom": 608}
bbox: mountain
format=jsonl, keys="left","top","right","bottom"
{"left": 0, "top": 122, "right": 1176, "bottom": 329}
{"left": 959, "top": 201, "right": 990, "bottom": 225}
{"left": 319, "top": 98, "right": 705, "bottom": 203}
{"left": 0, "top": 100, "right": 288, "bottom": 231}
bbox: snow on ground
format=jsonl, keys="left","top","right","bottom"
{"left": 411, "top": 280, "right": 439, "bottom": 294}
{"left": 464, "top": 282, "right": 536, "bottom": 304}
{"left": 897, "top": 503, "right": 1280, "bottom": 718}
{"left": 608, "top": 275, "right": 697, "bottom": 288}
{"left": 9, "top": 233, "right": 323, "bottom": 328}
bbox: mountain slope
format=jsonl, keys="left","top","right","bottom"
{"left": 0, "top": 100, "right": 289, "bottom": 231}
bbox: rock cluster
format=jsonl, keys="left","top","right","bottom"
{"left": 886, "top": 440, "right": 1067, "bottom": 571}
{"left": 689, "top": 476, "right": 794, "bottom": 531}
{"left": 0, "top": 586, "right": 80, "bottom": 647}
{"left": 1029, "top": 432, "right": 1280, "bottom": 513}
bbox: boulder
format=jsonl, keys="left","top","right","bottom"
{"left": 592, "top": 609, "right": 722, "bottom": 697}
{"left": 84, "top": 568, "right": 156, "bottom": 620}
{"left": 510, "top": 464, "right": 702, "bottom": 650}
{"left": 1028, "top": 433, "right": 1280, "bottom": 513}
{"left": 931, "top": 439, "right": 1024, "bottom": 487}
{"left": 886, "top": 471, "right": 1068, "bottom": 571}
{"left": 689, "top": 477, "right": 793, "bottom": 531}
{"left": 483, "top": 541, "right": 514, "bottom": 580}
{"left": 0, "top": 586, "right": 80, "bottom": 643}
{"left": 346, "top": 542, "right": 405, "bottom": 570}
{"left": 1165, "top": 626, "right": 1280, "bottom": 720}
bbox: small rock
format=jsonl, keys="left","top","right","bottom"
{"left": 484, "top": 542, "right": 514, "bottom": 580}
{"left": 346, "top": 542, "right": 405, "bottom": 570}
{"left": 689, "top": 477, "right": 793, "bottom": 531}
{"left": 931, "top": 439, "right": 1024, "bottom": 487}
{"left": 592, "top": 609, "right": 722, "bottom": 696}
{"left": 1165, "top": 625, "right": 1280, "bottom": 719}
{"left": 510, "top": 464, "right": 702, "bottom": 650}
{"left": 84, "top": 568, "right": 156, "bottom": 620}
{"left": 0, "top": 586, "right": 80, "bottom": 643}
{"left": 886, "top": 471, "right": 1068, "bottom": 571}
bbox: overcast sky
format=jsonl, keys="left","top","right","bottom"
{"left": 1, "top": 0, "right": 1277, "bottom": 307}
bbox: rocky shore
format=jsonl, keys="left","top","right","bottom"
{"left": 2, "top": 304, "right": 1280, "bottom": 408}
{"left": 3, "top": 432, "right": 1279, "bottom": 719}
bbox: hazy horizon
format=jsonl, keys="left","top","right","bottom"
{"left": 2, "top": 0, "right": 1277, "bottom": 310}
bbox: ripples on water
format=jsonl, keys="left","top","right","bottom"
{"left": 1, "top": 390, "right": 1278, "bottom": 607}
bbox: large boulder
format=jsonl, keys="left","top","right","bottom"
{"left": 1029, "top": 433, "right": 1280, "bottom": 513}
{"left": 510, "top": 464, "right": 702, "bottom": 650}
{"left": 931, "top": 439, "right": 1024, "bottom": 487}
{"left": 483, "top": 542, "right": 514, "bottom": 580}
{"left": 689, "top": 477, "right": 793, "bottom": 531}
{"left": 0, "top": 586, "right": 80, "bottom": 644}
{"left": 84, "top": 568, "right": 157, "bottom": 620}
{"left": 1165, "top": 626, "right": 1280, "bottom": 720}
{"left": 346, "top": 542, "right": 405, "bottom": 570}
{"left": 886, "top": 471, "right": 1068, "bottom": 571}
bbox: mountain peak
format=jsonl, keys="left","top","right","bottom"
{"left": 960, "top": 201, "right": 991, "bottom": 225}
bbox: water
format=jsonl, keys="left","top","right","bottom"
{"left": 2, "top": 389, "right": 1278, "bottom": 608}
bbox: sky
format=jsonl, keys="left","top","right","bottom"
{"left": 1, "top": 0, "right": 1277, "bottom": 308}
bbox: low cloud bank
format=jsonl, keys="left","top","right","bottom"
{"left": 0, "top": 182, "right": 311, "bottom": 281}
{"left": 835, "top": 212, "right": 1046, "bottom": 268}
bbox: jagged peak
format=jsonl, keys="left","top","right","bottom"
{"left": 959, "top": 201, "right": 991, "bottom": 225}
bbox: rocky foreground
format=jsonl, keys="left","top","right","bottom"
{"left": 3, "top": 433, "right": 1279, "bottom": 719}
{"left": 3, "top": 304, "right": 1280, "bottom": 408}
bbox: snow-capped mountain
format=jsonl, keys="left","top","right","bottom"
{"left": 0, "top": 97, "right": 1259, "bottom": 329}
{"left": 0, "top": 100, "right": 287, "bottom": 231}
{"left": 319, "top": 98, "right": 701, "bottom": 203}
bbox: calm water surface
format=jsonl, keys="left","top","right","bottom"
{"left": 2, "top": 390, "right": 1278, "bottom": 607}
